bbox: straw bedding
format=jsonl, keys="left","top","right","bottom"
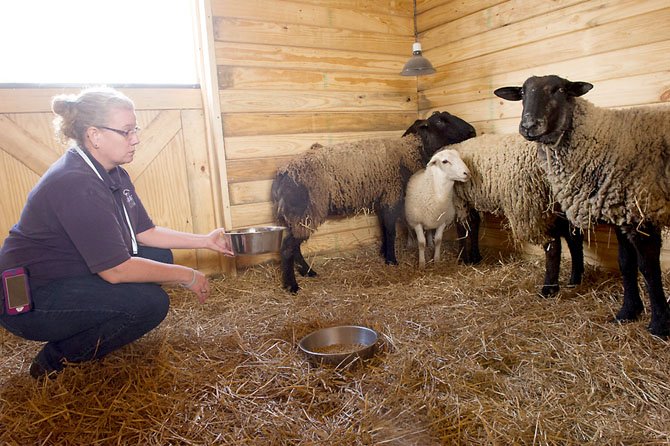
{"left": 1, "top": 242, "right": 670, "bottom": 445}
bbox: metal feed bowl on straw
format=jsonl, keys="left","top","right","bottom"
{"left": 298, "top": 325, "right": 378, "bottom": 367}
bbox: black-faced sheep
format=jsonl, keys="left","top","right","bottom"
{"left": 450, "top": 133, "right": 584, "bottom": 296}
{"left": 405, "top": 148, "right": 470, "bottom": 268}
{"left": 272, "top": 111, "right": 476, "bottom": 292}
{"left": 495, "top": 74, "right": 670, "bottom": 336}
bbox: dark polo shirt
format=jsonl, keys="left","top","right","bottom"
{"left": 0, "top": 147, "right": 154, "bottom": 288}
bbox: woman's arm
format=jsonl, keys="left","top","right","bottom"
{"left": 136, "top": 226, "right": 234, "bottom": 256}
{"left": 97, "top": 256, "right": 210, "bottom": 303}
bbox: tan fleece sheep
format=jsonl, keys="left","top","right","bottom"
{"left": 453, "top": 134, "right": 552, "bottom": 245}
{"left": 540, "top": 98, "right": 670, "bottom": 229}
{"left": 495, "top": 74, "right": 670, "bottom": 337}
{"left": 276, "top": 134, "right": 425, "bottom": 241}
{"left": 449, "top": 133, "right": 584, "bottom": 296}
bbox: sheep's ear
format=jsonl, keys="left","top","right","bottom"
{"left": 494, "top": 86, "right": 522, "bottom": 101}
{"left": 566, "top": 81, "right": 593, "bottom": 97}
{"left": 403, "top": 119, "right": 428, "bottom": 136}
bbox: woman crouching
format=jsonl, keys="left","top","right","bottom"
{"left": 0, "top": 87, "right": 233, "bottom": 379}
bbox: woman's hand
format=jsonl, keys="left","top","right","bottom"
{"left": 99, "top": 258, "right": 212, "bottom": 304}
{"left": 136, "top": 227, "right": 235, "bottom": 256}
{"left": 205, "top": 228, "right": 235, "bottom": 256}
{"left": 181, "top": 268, "right": 210, "bottom": 304}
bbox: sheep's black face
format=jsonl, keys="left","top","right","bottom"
{"left": 430, "top": 111, "right": 477, "bottom": 146}
{"left": 405, "top": 111, "right": 476, "bottom": 152}
{"left": 494, "top": 75, "right": 593, "bottom": 145}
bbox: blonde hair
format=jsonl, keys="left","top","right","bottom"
{"left": 51, "top": 86, "right": 135, "bottom": 147}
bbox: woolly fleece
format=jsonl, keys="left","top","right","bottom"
{"left": 275, "top": 134, "right": 424, "bottom": 240}
{"left": 452, "top": 133, "right": 556, "bottom": 245}
{"left": 405, "top": 149, "right": 466, "bottom": 231}
{"left": 540, "top": 98, "right": 670, "bottom": 229}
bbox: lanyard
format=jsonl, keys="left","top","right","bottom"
{"left": 74, "top": 147, "right": 138, "bottom": 255}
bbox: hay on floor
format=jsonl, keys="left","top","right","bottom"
{"left": 1, "top": 243, "right": 669, "bottom": 445}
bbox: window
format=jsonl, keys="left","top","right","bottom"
{"left": 0, "top": 0, "right": 198, "bottom": 85}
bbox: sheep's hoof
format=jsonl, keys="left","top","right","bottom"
{"left": 283, "top": 283, "right": 300, "bottom": 294}
{"left": 647, "top": 319, "right": 670, "bottom": 338}
{"left": 615, "top": 304, "right": 643, "bottom": 322}
{"left": 385, "top": 259, "right": 398, "bottom": 266}
{"left": 540, "top": 285, "right": 559, "bottom": 298}
{"left": 568, "top": 274, "right": 583, "bottom": 287}
{"left": 298, "top": 268, "right": 317, "bottom": 277}
{"left": 459, "top": 253, "right": 482, "bottom": 265}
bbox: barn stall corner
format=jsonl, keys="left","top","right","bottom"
{"left": 1, "top": 0, "right": 670, "bottom": 444}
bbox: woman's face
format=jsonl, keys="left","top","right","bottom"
{"left": 88, "top": 106, "right": 140, "bottom": 171}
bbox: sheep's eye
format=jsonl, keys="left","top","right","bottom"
{"left": 555, "top": 87, "right": 565, "bottom": 94}
{"left": 442, "top": 159, "right": 450, "bottom": 164}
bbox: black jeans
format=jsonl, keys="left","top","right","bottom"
{"left": 0, "top": 247, "right": 172, "bottom": 372}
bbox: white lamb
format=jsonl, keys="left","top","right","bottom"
{"left": 404, "top": 149, "right": 470, "bottom": 268}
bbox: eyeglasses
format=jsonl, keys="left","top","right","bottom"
{"left": 98, "top": 125, "right": 141, "bottom": 139}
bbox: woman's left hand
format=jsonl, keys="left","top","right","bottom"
{"left": 206, "top": 228, "right": 235, "bottom": 256}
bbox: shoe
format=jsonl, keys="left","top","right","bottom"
{"left": 29, "top": 355, "right": 58, "bottom": 380}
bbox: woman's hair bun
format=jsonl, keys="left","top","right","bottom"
{"left": 51, "top": 94, "right": 77, "bottom": 117}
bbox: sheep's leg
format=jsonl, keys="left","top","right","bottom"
{"left": 467, "top": 209, "right": 481, "bottom": 263}
{"left": 613, "top": 226, "right": 644, "bottom": 323}
{"left": 406, "top": 225, "right": 417, "bottom": 249}
{"left": 280, "top": 234, "right": 302, "bottom": 293}
{"left": 426, "top": 229, "right": 435, "bottom": 249}
{"left": 565, "top": 224, "right": 584, "bottom": 287}
{"left": 378, "top": 212, "right": 388, "bottom": 258}
{"left": 407, "top": 227, "right": 433, "bottom": 250}
{"left": 550, "top": 216, "right": 585, "bottom": 288}
{"left": 413, "top": 225, "right": 427, "bottom": 268}
{"left": 294, "top": 244, "right": 317, "bottom": 277}
{"left": 541, "top": 237, "right": 561, "bottom": 297}
{"left": 378, "top": 205, "right": 400, "bottom": 265}
{"left": 433, "top": 223, "right": 446, "bottom": 264}
{"left": 456, "top": 222, "right": 469, "bottom": 262}
{"left": 628, "top": 225, "right": 670, "bottom": 337}
{"left": 456, "top": 209, "right": 481, "bottom": 264}
{"left": 541, "top": 217, "right": 585, "bottom": 296}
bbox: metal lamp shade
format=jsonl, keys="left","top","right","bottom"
{"left": 400, "top": 42, "right": 435, "bottom": 76}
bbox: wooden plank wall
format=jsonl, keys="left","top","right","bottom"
{"left": 416, "top": 0, "right": 670, "bottom": 269}
{"left": 3, "top": 1, "right": 667, "bottom": 275}
{"left": 0, "top": 88, "right": 228, "bottom": 274}
{"left": 211, "top": 0, "right": 420, "bottom": 267}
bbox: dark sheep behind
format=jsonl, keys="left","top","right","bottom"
{"left": 272, "top": 111, "right": 476, "bottom": 292}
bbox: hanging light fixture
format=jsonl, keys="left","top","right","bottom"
{"left": 400, "top": 0, "right": 436, "bottom": 76}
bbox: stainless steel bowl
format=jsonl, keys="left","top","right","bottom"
{"left": 229, "top": 226, "right": 285, "bottom": 255}
{"left": 298, "top": 325, "right": 378, "bottom": 367}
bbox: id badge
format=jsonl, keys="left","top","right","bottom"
{"left": 2, "top": 267, "right": 33, "bottom": 315}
